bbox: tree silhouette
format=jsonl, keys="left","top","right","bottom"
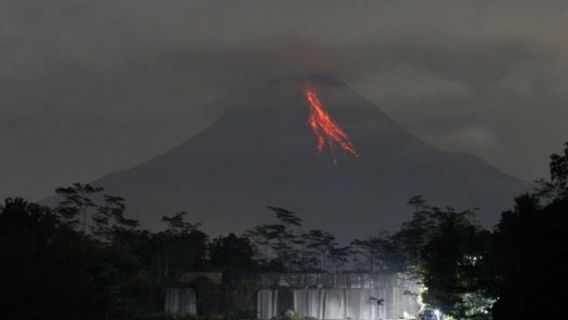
{"left": 537, "top": 142, "right": 568, "bottom": 201}
{"left": 245, "top": 206, "right": 304, "bottom": 271}
{"left": 55, "top": 183, "right": 102, "bottom": 233}
{"left": 55, "top": 183, "right": 137, "bottom": 238}
{"left": 419, "top": 207, "right": 486, "bottom": 318}
{"left": 0, "top": 197, "right": 146, "bottom": 319}
{"left": 157, "top": 212, "right": 208, "bottom": 284}
{"left": 209, "top": 233, "right": 256, "bottom": 274}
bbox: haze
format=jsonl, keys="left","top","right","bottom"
{"left": 2, "top": 0, "right": 568, "bottom": 201}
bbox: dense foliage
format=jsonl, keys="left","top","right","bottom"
{"left": 1, "top": 142, "right": 567, "bottom": 319}
{"left": 485, "top": 143, "right": 568, "bottom": 319}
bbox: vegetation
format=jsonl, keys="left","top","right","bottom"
{"left": 1, "top": 142, "right": 567, "bottom": 319}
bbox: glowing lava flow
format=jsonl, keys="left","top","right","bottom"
{"left": 305, "top": 87, "right": 358, "bottom": 163}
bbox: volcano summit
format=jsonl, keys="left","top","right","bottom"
{"left": 90, "top": 74, "right": 529, "bottom": 240}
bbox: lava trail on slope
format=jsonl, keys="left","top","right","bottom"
{"left": 305, "top": 87, "right": 358, "bottom": 163}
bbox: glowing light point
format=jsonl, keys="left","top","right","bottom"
{"left": 434, "top": 309, "right": 441, "bottom": 319}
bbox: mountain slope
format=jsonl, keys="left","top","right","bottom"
{"left": 92, "top": 74, "right": 529, "bottom": 240}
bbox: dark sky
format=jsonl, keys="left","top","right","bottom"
{"left": 2, "top": 0, "right": 567, "bottom": 201}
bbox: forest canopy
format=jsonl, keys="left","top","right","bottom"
{"left": 1, "top": 142, "right": 567, "bottom": 320}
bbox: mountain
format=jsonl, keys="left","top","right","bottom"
{"left": 87, "top": 74, "right": 529, "bottom": 240}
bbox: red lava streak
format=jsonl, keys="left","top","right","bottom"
{"left": 305, "top": 87, "right": 359, "bottom": 163}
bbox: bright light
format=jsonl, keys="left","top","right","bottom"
{"left": 434, "top": 309, "right": 441, "bottom": 319}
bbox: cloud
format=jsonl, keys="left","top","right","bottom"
{"left": 425, "top": 125, "right": 497, "bottom": 150}
{"left": 2, "top": 0, "right": 568, "bottom": 200}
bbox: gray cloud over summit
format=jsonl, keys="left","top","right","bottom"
{"left": 2, "top": 0, "right": 568, "bottom": 200}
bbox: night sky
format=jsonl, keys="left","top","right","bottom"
{"left": 2, "top": 0, "right": 568, "bottom": 201}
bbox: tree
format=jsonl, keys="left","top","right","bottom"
{"left": 487, "top": 194, "right": 568, "bottom": 319}
{"left": 396, "top": 196, "right": 438, "bottom": 270}
{"left": 246, "top": 206, "right": 303, "bottom": 271}
{"left": 0, "top": 197, "right": 147, "bottom": 319}
{"left": 484, "top": 142, "right": 568, "bottom": 320}
{"left": 55, "top": 183, "right": 102, "bottom": 233}
{"left": 327, "top": 244, "right": 351, "bottom": 272}
{"left": 209, "top": 233, "right": 257, "bottom": 273}
{"left": 303, "top": 229, "right": 338, "bottom": 272}
{"left": 419, "top": 207, "right": 490, "bottom": 319}
{"left": 351, "top": 197, "right": 442, "bottom": 274}
{"left": 55, "top": 183, "right": 138, "bottom": 238}
{"left": 352, "top": 231, "right": 406, "bottom": 272}
{"left": 537, "top": 142, "right": 568, "bottom": 201}
{"left": 268, "top": 206, "right": 302, "bottom": 227}
{"left": 94, "top": 194, "right": 138, "bottom": 238}
{"left": 156, "top": 212, "right": 208, "bottom": 285}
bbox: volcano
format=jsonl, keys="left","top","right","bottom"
{"left": 89, "top": 74, "right": 529, "bottom": 240}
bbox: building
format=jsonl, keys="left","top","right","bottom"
{"left": 166, "top": 272, "right": 421, "bottom": 320}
